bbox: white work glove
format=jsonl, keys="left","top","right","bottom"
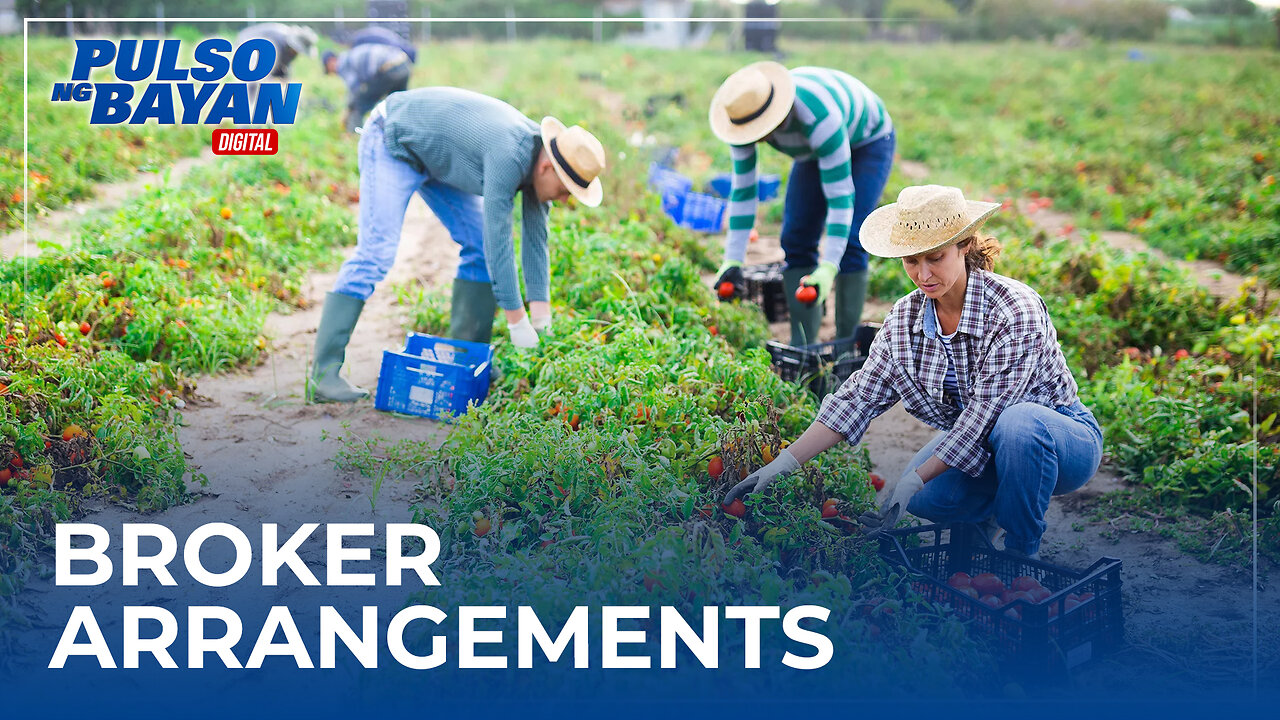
{"left": 508, "top": 316, "right": 540, "bottom": 349}
{"left": 860, "top": 469, "right": 925, "bottom": 534}
{"left": 529, "top": 304, "right": 552, "bottom": 334}
{"left": 723, "top": 449, "right": 801, "bottom": 504}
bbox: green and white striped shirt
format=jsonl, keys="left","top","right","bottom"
{"left": 725, "top": 67, "right": 892, "bottom": 265}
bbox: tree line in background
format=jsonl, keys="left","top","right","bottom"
{"left": 12, "top": 0, "right": 1279, "bottom": 47}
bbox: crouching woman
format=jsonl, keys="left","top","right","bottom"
{"left": 724, "top": 185, "right": 1103, "bottom": 559}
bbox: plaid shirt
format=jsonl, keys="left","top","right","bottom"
{"left": 815, "top": 270, "right": 1080, "bottom": 477}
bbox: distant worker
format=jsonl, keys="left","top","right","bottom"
{"left": 323, "top": 44, "right": 413, "bottom": 132}
{"left": 348, "top": 25, "right": 418, "bottom": 64}
{"left": 310, "top": 87, "right": 607, "bottom": 403}
{"left": 709, "top": 62, "right": 895, "bottom": 346}
{"left": 235, "top": 23, "right": 317, "bottom": 80}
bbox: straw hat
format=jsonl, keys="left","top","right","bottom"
{"left": 709, "top": 61, "right": 795, "bottom": 145}
{"left": 540, "top": 117, "right": 606, "bottom": 207}
{"left": 860, "top": 185, "right": 1001, "bottom": 258}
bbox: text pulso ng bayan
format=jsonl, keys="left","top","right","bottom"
{"left": 50, "top": 39, "right": 302, "bottom": 125}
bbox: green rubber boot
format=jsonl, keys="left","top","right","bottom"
{"left": 835, "top": 270, "right": 869, "bottom": 341}
{"left": 310, "top": 291, "right": 369, "bottom": 403}
{"left": 449, "top": 278, "right": 498, "bottom": 345}
{"left": 782, "top": 266, "right": 822, "bottom": 346}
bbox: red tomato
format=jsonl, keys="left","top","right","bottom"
{"left": 722, "top": 499, "right": 746, "bottom": 518}
{"left": 8, "top": 453, "right": 21, "bottom": 469}
{"left": 795, "top": 285, "right": 818, "bottom": 305}
{"left": 708, "top": 325, "right": 718, "bottom": 336}
{"left": 708, "top": 456, "right": 724, "bottom": 479}
{"left": 62, "top": 424, "right": 86, "bottom": 441}
{"left": 1077, "top": 592, "right": 1095, "bottom": 603}
{"left": 1064, "top": 598, "right": 1082, "bottom": 613}
{"left": 473, "top": 517, "right": 491, "bottom": 537}
{"left": 1029, "top": 587, "right": 1052, "bottom": 603}
{"left": 962, "top": 587, "right": 981, "bottom": 600}
{"left": 1005, "top": 590, "right": 1034, "bottom": 606}
{"left": 971, "top": 573, "right": 1006, "bottom": 596}
{"left": 1012, "top": 576, "right": 1041, "bottom": 593}
{"left": 869, "top": 473, "right": 886, "bottom": 491}
{"left": 79, "top": 321, "right": 91, "bottom": 336}
{"left": 821, "top": 504, "right": 838, "bottom": 519}
{"left": 980, "top": 594, "right": 1002, "bottom": 609}
{"left": 0, "top": 468, "right": 10, "bottom": 486}
{"left": 717, "top": 282, "right": 735, "bottom": 299}
{"left": 1004, "top": 607, "right": 1022, "bottom": 621}
{"left": 947, "top": 572, "right": 972, "bottom": 589}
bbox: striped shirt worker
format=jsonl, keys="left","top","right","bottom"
{"left": 725, "top": 67, "right": 893, "bottom": 265}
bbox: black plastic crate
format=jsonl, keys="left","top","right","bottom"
{"left": 878, "top": 523, "right": 1124, "bottom": 678}
{"left": 765, "top": 323, "right": 879, "bottom": 398}
{"left": 743, "top": 262, "right": 787, "bottom": 322}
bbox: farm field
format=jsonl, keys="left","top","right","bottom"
{"left": 0, "top": 34, "right": 1277, "bottom": 702}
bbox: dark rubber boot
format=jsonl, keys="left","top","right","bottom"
{"left": 835, "top": 270, "right": 869, "bottom": 341}
{"left": 449, "top": 278, "right": 498, "bottom": 345}
{"left": 311, "top": 291, "right": 369, "bottom": 403}
{"left": 782, "top": 266, "right": 822, "bottom": 346}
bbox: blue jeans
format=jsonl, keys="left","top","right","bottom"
{"left": 905, "top": 400, "right": 1104, "bottom": 556}
{"left": 333, "top": 115, "right": 488, "bottom": 300}
{"left": 780, "top": 131, "right": 895, "bottom": 274}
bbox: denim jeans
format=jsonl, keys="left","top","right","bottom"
{"left": 333, "top": 115, "right": 488, "bottom": 300}
{"left": 779, "top": 131, "right": 896, "bottom": 274}
{"left": 904, "top": 400, "right": 1104, "bottom": 555}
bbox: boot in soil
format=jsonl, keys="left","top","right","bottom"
{"left": 783, "top": 265, "right": 822, "bottom": 346}
{"left": 449, "top": 278, "right": 498, "bottom": 345}
{"left": 835, "top": 270, "right": 869, "bottom": 341}
{"left": 311, "top": 291, "right": 370, "bottom": 403}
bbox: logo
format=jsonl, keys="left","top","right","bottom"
{"left": 50, "top": 39, "right": 301, "bottom": 154}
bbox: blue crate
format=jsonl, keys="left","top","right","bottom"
{"left": 706, "top": 173, "right": 781, "bottom": 202}
{"left": 649, "top": 163, "right": 694, "bottom": 225}
{"left": 677, "top": 191, "right": 727, "bottom": 232}
{"left": 647, "top": 163, "right": 692, "bottom": 196}
{"left": 374, "top": 333, "right": 494, "bottom": 421}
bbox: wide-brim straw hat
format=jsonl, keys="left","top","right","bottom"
{"left": 540, "top": 116, "right": 605, "bottom": 207}
{"left": 709, "top": 61, "right": 795, "bottom": 146}
{"left": 860, "top": 185, "right": 1001, "bottom": 258}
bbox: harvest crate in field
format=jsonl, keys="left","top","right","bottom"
{"left": 880, "top": 523, "right": 1125, "bottom": 678}
{"left": 374, "top": 333, "right": 494, "bottom": 421}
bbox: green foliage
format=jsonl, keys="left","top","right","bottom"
{"left": 0, "top": 51, "right": 361, "bottom": 598}
{"left": 885, "top": 0, "right": 960, "bottom": 21}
